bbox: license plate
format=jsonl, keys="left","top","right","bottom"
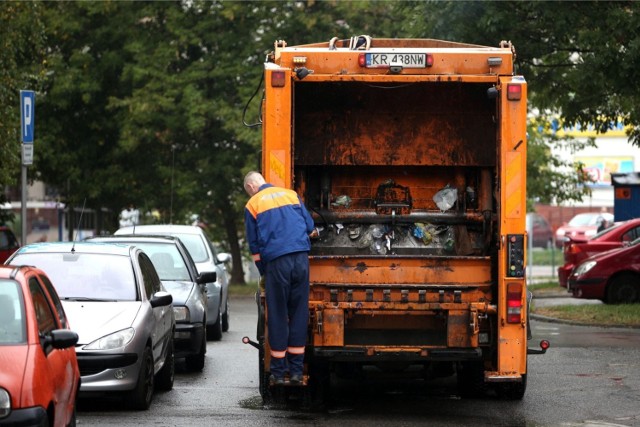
{"left": 365, "top": 53, "right": 427, "bottom": 68}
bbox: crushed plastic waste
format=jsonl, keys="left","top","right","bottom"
{"left": 433, "top": 185, "right": 457, "bottom": 212}
{"left": 335, "top": 223, "right": 344, "bottom": 234}
{"left": 443, "top": 227, "right": 455, "bottom": 252}
{"left": 371, "top": 225, "right": 385, "bottom": 239}
{"left": 412, "top": 223, "right": 433, "bottom": 245}
{"left": 348, "top": 225, "right": 361, "bottom": 240}
{"left": 332, "top": 195, "right": 352, "bottom": 208}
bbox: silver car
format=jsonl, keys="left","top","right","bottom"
{"left": 87, "top": 235, "right": 215, "bottom": 371}
{"left": 115, "top": 224, "right": 231, "bottom": 341}
{"left": 6, "top": 242, "right": 175, "bottom": 410}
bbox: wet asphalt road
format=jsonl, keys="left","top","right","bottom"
{"left": 77, "top": 295, "right": 640, "bottom": 427}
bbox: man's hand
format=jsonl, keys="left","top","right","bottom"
{"left": 309, "top": 227, "right": 320, "bottom": 239}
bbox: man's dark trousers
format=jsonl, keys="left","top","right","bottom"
{"left": 265, "top": 251, "right": 309, "bottom": 379}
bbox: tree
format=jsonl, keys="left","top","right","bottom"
{"left": 0, "top": 2, "right": 46, "bottom": 223}
{"left": 395, "top": 0, "right": 640, "bottom": 206}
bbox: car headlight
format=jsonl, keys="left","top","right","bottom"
{"left": 84, "top": 327, "right": 135, "bottom": 350}
{"left": 0, "top": 388, "right": 11, "bottom": 418}
{"left": 174, "top": 306, "right": 190, "bottom": 322}
{"left": 574, "top": 260, "right": 597, "bottom": 277}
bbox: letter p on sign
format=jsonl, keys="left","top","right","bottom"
{"left": 20, "top": 90, "right": 35, "bottom": 143}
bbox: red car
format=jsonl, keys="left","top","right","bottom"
{"left": 554, "top": 212, "right": 614, "bottom": 248}
{"left": 0, "top": 226, "right": 20, "bottom": 264}
{"left": 568, "top": 237, "right": 640, "bottom": 303}
{"left": 558, "top": 218, "right": 640, "bottom": 287}
{"left": 0, "top": 265, "right": 80, "bottom": 426}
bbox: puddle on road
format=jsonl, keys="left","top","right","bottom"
{"left": 239, "top": 395, "right": 264, "bottom": 410}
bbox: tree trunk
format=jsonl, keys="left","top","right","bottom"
{"left": 223, "top": 206, "right": 246, "bottom": 285}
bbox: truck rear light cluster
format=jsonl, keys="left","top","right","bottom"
{"left": 507, "top": 83, "right": 522, "bottom": 100}
{"left": 271, "top": 70, "right": 286, "bottom": 87}
{"left": 506, "top": 282, "right": 523, "bottom": 323}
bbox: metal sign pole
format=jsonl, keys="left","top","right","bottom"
{"left": 21, "top": 161, "right": 27, "bottom": 245}
{"left": 20, "top": 90, "right": 35, "bottom": 246}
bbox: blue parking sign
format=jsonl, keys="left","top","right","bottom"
{"left": 20, "top": 90, "right": 35, "bottom": 144}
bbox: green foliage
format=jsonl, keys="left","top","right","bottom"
{"left": 396, "top": 0, "right": 640, "bottom": 207}
{"left": 0, "top": 2, "right": 46, "bottom": 188}
{"left": 526, "top": 116, "right": 595, "bottom": 210}
{"left": 4, "top": 0, "right": 640, "bottom": 281}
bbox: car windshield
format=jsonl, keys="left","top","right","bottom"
{"left": 131, "top": 243, "right": 190, "bottom": 281}
{"left": 0, "top": 280, "right": 26, "bottom": 344}
{"left": 171, "top": 234, "right": 209, "bottom": 264}
{"left": 590, "top": 222, "right": 622, "bottom": 239}
{"left": 10, "top": 253, "right": 137, "bottom": 301}
{"left": 568, "top": 214, "right": 599, "bottom": 226}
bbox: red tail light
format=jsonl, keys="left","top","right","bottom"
{"left": 564, "top": 243, "right": 581, "bottom": 262}
{"left": 271, "top": 70, "right": 286, "bottom": 87}
{"left": 507, "top": 84, "right": 522, "bottom": 100}
{"left": 358, "top": 53, "right": 366, "bottom": 67}
{"left": 506, "top": 282, "right": 523, "bottom": 324}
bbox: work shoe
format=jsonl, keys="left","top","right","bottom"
{"left": 289, "top": 374, "right": 302, "bottom": 385}
{"left": 270, "top": 375, "right": 285, "bottom": 386}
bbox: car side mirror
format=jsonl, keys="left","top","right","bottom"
{"left": 197, "top": 271, "right": 217, "bottom": 285}
{"left": 47, "top": 329, "right": 79, "bottom": 350}
{"left": 150, "top": 291, "right": 173, "bottom": 308}
{"left": 216, "top": 253, "right": 231, "bottom": 264}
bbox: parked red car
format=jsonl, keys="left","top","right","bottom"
{"left": 0, "top": 265, "right": 80, "bottom": 426}
{"left": 554, "top": 212, "right": 614, "bottom": 248}
{"left": 0, "top": 226, "right": 20, "bottom": 264}
{"left": 558, "top": 218, "right": 640, "bottom": 287}
{"left": 568, "top": 237, "right": 640, "bottom": 303}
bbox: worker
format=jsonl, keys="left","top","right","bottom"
{"left": 243, "top": 171, "right": 317, "bottom": 385}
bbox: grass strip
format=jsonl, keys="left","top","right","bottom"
{"left": 533, "top": 304, "right": 640, "bottom": 327}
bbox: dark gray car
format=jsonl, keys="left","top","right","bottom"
{"left": 115, "top": 225, "right": 231, "bottom": 341}
{"left": 87, "top": 235, "right": 216, "bottom": 371}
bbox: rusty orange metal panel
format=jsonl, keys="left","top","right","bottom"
{"left": 447, "top": 310, "right": 473, "bottom": 347}
{"left": 294, "top": 83, "right": 496, "bottom": 168}
{"left": 262, "top": 68, "right": 292, "bottom": 188}
{"left": 320, "top": 309, "right": 344, "bottom": 346}
{"left": 497, "top": 75, "right": 528, "bottom": 376}
{"left": 505, "top": 152, "right": 523, "bottom": 219}
{"left": 309, "top": 256, "right": 491, "bottom": 285}
{"left": 279, "top": 49, "right": 513, "bottom": 76}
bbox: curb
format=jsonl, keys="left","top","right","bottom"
{"left": 530, "top": 313, "right": 640, "bottom": 329}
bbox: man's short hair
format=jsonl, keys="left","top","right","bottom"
{"left": 244, "top": 171, "right": 265, "bottom": 188}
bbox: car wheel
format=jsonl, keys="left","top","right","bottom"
{"left": 207, "top": 309, "right": 223, "bottom": 341}
{"left": 128, "top": 346, "right": 154, "bottom": 410}
{"left": 186, "top": 333, "right": 206, "bottom": 372}
{"left": 156, "top": 337, "right": 175, "bottom": 391}
{"left": 222, "top": 300, "right": 230, "bottom": 332}
{"left": 606, "top": 273, "right": 640, "bottom": 304}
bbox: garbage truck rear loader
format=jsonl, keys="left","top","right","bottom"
{"left": 244, "top": 37, "right": 548, "bottom": 402}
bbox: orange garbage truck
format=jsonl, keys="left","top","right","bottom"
{"left": 243, "top": 36, "right": 548, "bottom": 403}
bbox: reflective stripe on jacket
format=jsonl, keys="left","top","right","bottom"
{"left": 244, "top": 184, "right": 315, "bottom": 264}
